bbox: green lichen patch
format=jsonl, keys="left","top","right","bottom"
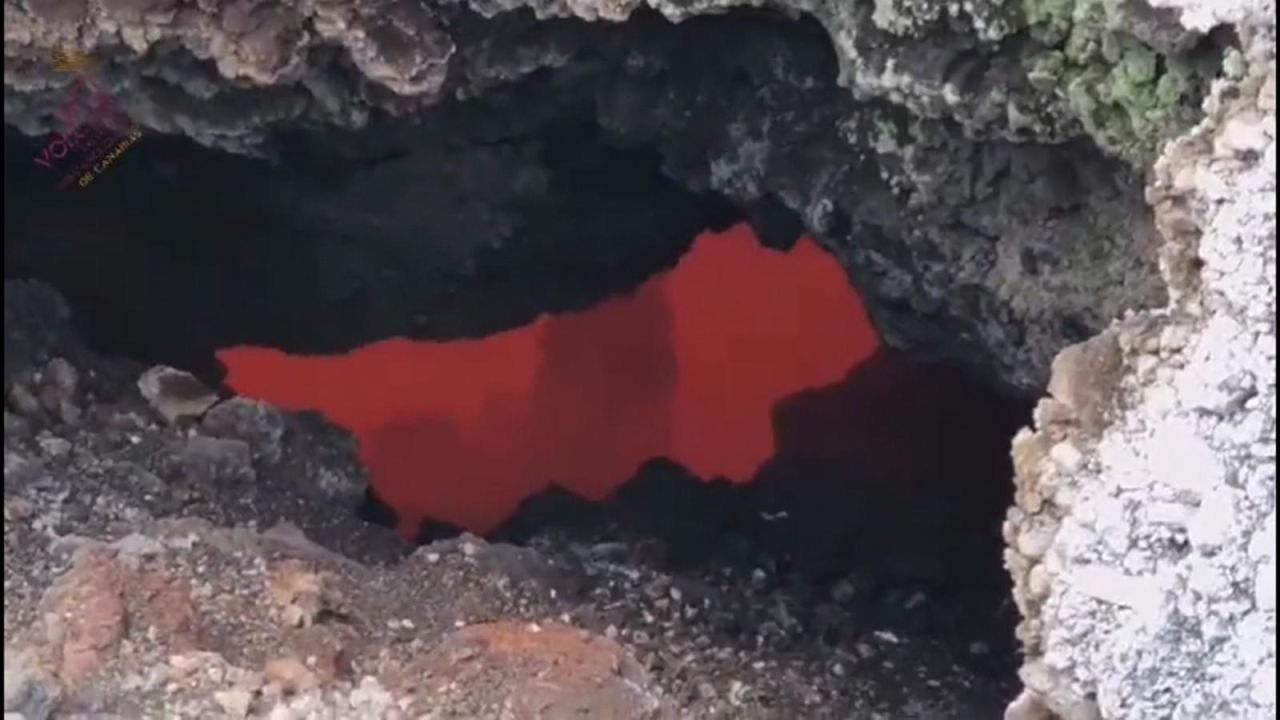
{"left": 1020, "top": 0, "right": 1216, "bottom": 166}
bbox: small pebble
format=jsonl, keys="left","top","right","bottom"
{"left": 873, "top": 630, "right": 901, "bottom": 644}
{"left": 38, "top": 435, "right": 72, "bottom": 457}
{"left": 214, "top": 688, "right": 253, "bottom": 719}
{"left": 830, "top": 579, "right": 857, "bottom": 603}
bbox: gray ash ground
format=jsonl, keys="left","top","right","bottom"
{"left": 4, "top": 279, "right": 1019, "bottom": 718}
{"left": 488, "top": 472, "right": 1022, "bottom": 717}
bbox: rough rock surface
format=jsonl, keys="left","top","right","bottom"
{"left": 0, "top": 0, "right": 1217, "bottom": 163}
{"left": 3, "top": 0, "right": 1203, "bottom": 392}
{"left": 4, "top": 279, "right": 1021, "bottom": 718}
{"left": 1004, "top": 12, "right": 1276, "bottom": 720}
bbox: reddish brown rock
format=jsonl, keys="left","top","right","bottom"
{"left": 264, "top": 656, "right": 319, "bottom": 695}
{"left": 35, "top": 546, "right": 127, "bottom": 688}
{"left": 412, "top": 621, "right": 673, "bottom": 719}
{"left": 132, "top": 568, "right": 201, "bottom": 652}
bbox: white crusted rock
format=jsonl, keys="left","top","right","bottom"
{"left": 1007, "top": 35, "right": 1277, "bottom": 720}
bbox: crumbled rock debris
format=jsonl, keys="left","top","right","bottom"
{"left": 4, "top": 279, "right": 1017, "bottom": 718}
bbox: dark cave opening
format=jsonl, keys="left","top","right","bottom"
{"left": 2, "top": 115, "right": 742, "bottom": 384}
{"left": 4, "top": 6, "right": 1180, "bottom": 712}
{"left": 207, "top": 221, "right": 1030, "bottom": 685}
{"left": 215, "top": 226, "right": 888, "bottom": 533}
{"left": 4, "top": 130, "right": 1031, "bottom": 682}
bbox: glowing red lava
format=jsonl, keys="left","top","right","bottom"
{"left": 218, "top": 224, "right": 881, "bottom": 536}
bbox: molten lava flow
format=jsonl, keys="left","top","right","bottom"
{"left": 218, "top": 224, "right": 881, "bottom": 536}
